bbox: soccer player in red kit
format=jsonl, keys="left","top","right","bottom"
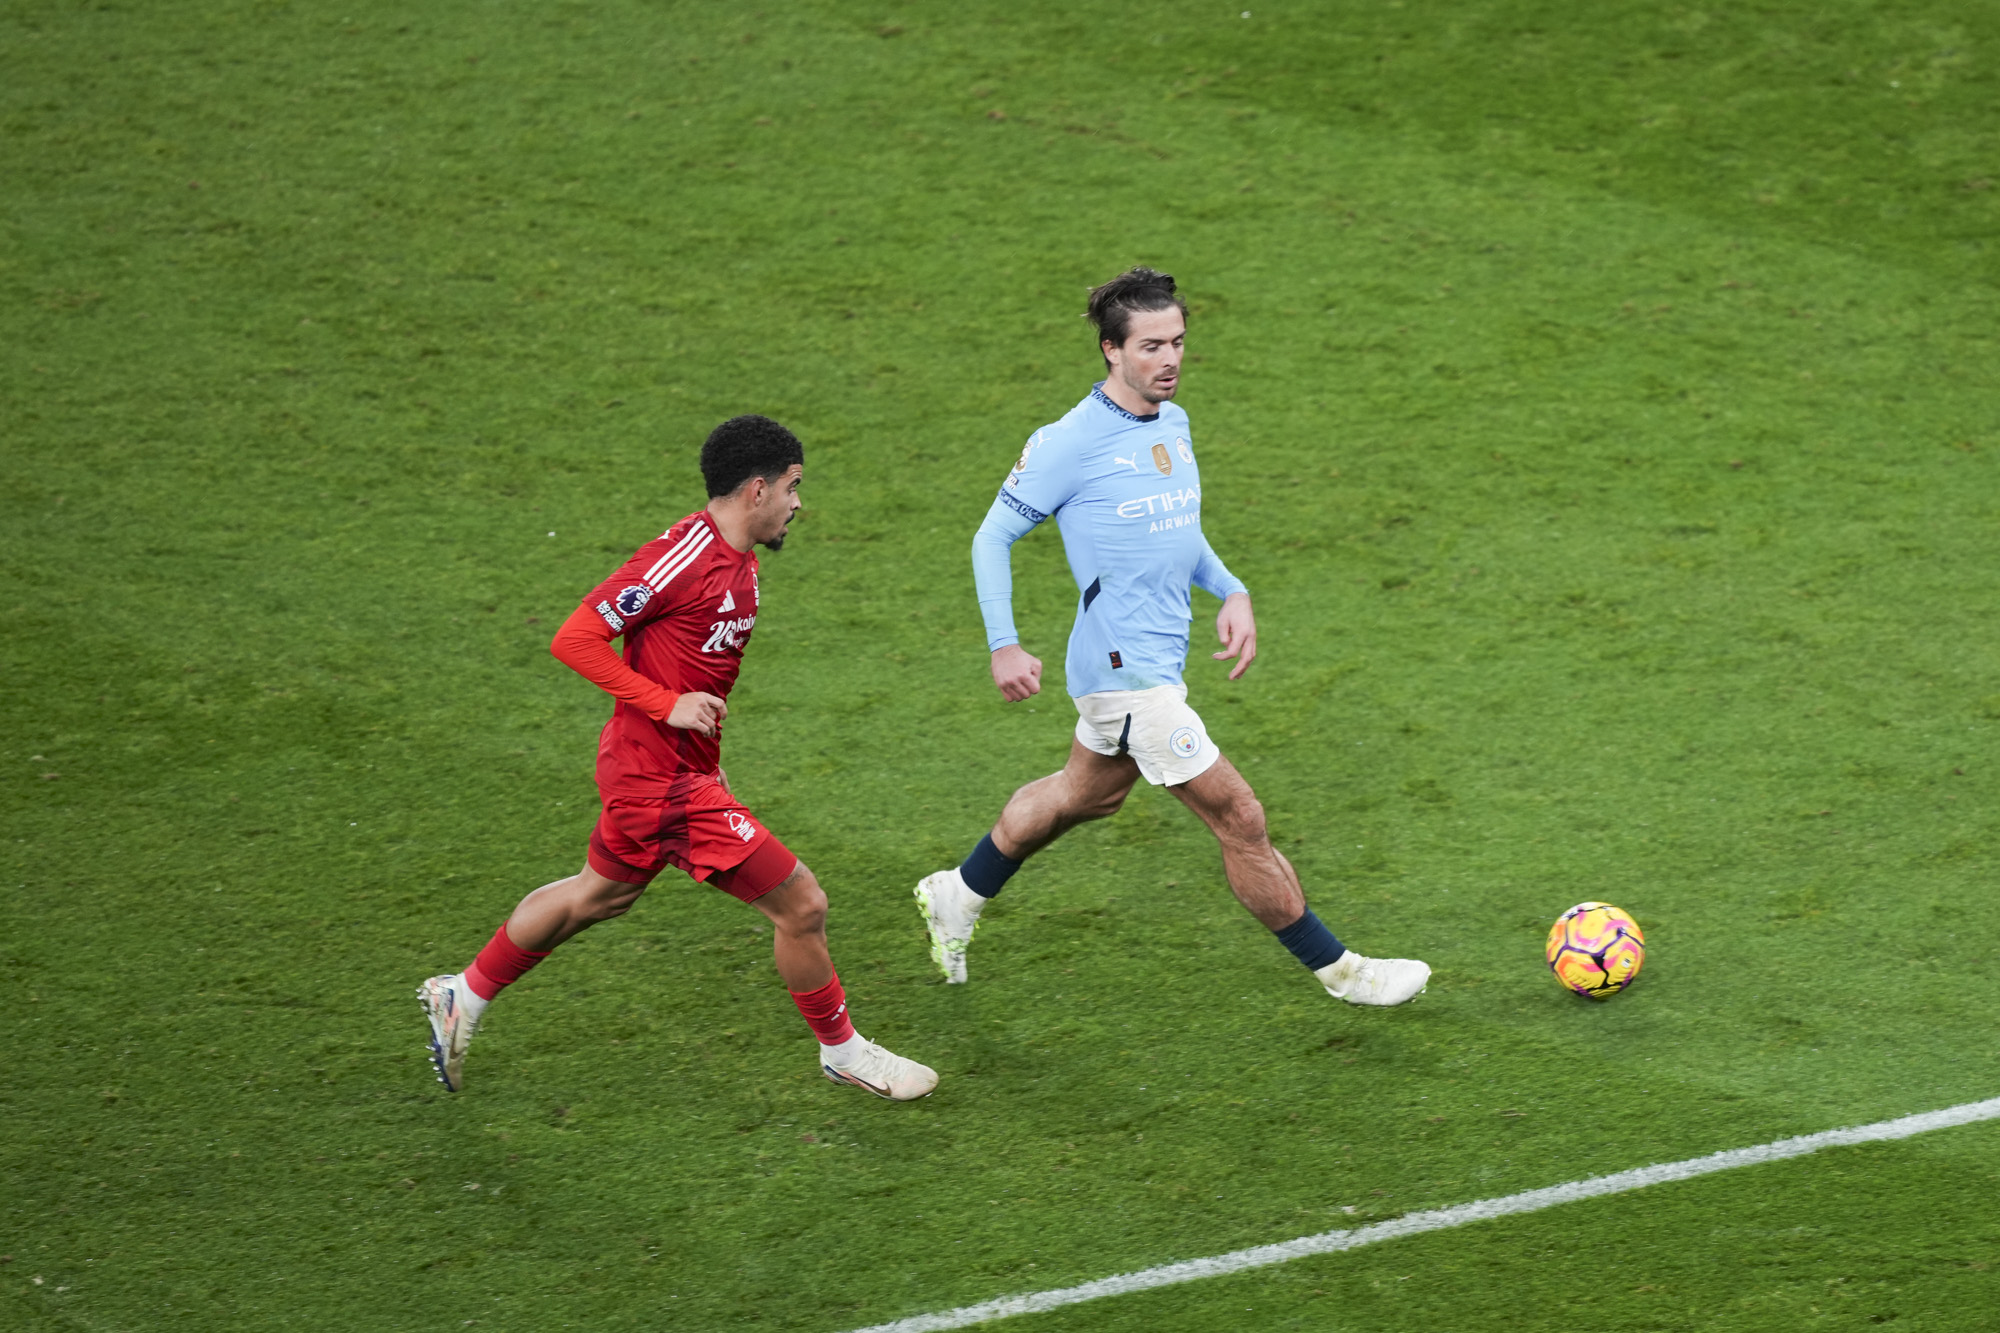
{"left": 417, "top": 415, "right": 937, "bottom": 1100}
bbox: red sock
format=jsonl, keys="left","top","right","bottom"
{"left": 789, "top": 973, "right": 857, "bottom": 1046}
{"left": 462, "top": 924, "right": 550, "bottom": 1001}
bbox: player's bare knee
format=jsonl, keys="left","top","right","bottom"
{"left": 792, "top": 885, "right": 829, "bottom": 934}
{"left": 1218, "top": 795, "right": 1268, "bottom": 849}
{"left": 768, "top": 865, "right": 828, "bottom": 935}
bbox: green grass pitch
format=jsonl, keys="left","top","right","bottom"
{"left": 6, "top": 1, "right": 2000, "bottom": 1328}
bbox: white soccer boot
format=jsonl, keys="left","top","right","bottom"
{"left": 914, "top": 868, "right": 984, "bottom": 984}
{"left": 417, "top": 974, "right": 479, "bottom": 1091}
{"left": 822, "top": 1038, "right": 939, "bottom": 1101}
{"left": 1316, "top": 951, "right": 1431, "bottom": 1007}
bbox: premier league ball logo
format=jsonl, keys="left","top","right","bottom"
{"left": 614, "top": 585, "right": 652, "bottom": 618}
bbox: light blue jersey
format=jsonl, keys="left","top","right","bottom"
{"left": 972, "top": 384, "right": 1247, "bottom": 698}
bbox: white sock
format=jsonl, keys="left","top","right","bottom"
{"left": 819, "top": 1033, "right": 865, "bottom": 1066}
{"left": 950, "top": 869, "right": 988, "bottom": 921}
{"left": 1314, "top": 951, "right": 1366, "bottom": 994}
{"left": 454, "top": 974, "right": 492, "bottom": 1022}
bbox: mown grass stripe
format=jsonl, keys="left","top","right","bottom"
{"left": 844, "top": 1097, "right": 2000, "bottom": 1333}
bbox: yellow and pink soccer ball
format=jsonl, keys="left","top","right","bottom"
{"left": 1545, "top": 901, "right": 1645, "bottom": 1000}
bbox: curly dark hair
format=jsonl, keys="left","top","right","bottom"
{"left": 1086, "top": 266, "right": 1188, "bottom": 359}
{"left": 699, "top": 415, "right": 804, "bottom": 499}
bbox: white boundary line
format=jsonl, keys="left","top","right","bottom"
{"left": 842, "top": 1096, "right": 2000, "bottom": 1333}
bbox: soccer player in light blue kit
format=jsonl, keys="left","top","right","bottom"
{"left": 915, "top": 267, "right": 1430, "bottom": 1006}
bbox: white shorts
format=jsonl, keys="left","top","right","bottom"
{"left": 1072, "top": 683, "right": 1220, "bottom": 787}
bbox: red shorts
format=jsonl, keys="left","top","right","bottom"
{"left": 586, "top": 776, "right": 798, "bottom": 903}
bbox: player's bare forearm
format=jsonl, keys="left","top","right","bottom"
{"left": 990, "top": 643, "right": 1043, "bottom": 702}
{"left": 1213, "top": 591, "right": 1257, "bottom": 679}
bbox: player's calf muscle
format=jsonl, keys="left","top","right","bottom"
{"left": 507, "top": 870, "right": 641, "bottom": 950}
{"left": 1222, "top": 849, "right": 1304, "bottom": 929}
{"left": 997, "top": 786, "right": 1111, "bottom": 858}
{"left": 995, "top": 753, "right": 1135, "bottom": 856}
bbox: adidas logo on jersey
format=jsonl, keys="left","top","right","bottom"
{"left": 716, "top": 589, "right": 736, "bottom": 613}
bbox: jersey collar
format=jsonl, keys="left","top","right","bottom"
{"left": 1091, "top": 382, "right": 1160, "bottom": 423}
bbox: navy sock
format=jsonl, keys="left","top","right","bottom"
{"left": 958, "top": 833, "right": 1023, "bottom": 899}
{"left": 1274, "top": 908, "right": 1346, "bottom": 971}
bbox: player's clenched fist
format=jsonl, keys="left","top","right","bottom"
{"left": 669, "top": 691, "right": 729, "bottom": 736}
{"left": 990, "top": 643, "right": 1043, "bottom": 702}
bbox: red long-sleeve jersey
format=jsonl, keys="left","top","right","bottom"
{"left": 551, "top": 510, "right": 760, "bottom": 796}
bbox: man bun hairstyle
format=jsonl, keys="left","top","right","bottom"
{"left": 699, "top": 414, "right": 804, "bottom": 499}
{"left": 1086, "top": 266, "right": 1188, "bottom": 359}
